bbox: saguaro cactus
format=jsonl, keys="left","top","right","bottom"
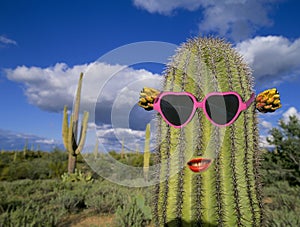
{"left": 143, "top": 123, "right": 151, "bottom": 182}
{"left": 141, "top": 38, "right": 268, "bottom": 226}
{"left": 62, "top": 72, "right": 89, "bottom": 174}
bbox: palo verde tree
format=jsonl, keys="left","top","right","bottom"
{"left": 267, "top": 115, "right": 300, "bottom": 186}
{"left": 62, "top": 72, "right": 89, "bottom": 174}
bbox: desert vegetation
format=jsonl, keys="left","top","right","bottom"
{"left": 0, "top": 115, "right": 299, "bottom": 226}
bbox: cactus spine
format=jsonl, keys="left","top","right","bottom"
{"left": 62, "top": 72, "right": 89, "bottom": 174}
{"left": 143, "top": 123, "right": 151, "bottom": 182}
{"left": 153, "top": 38, "right": 263, "bottom": 226}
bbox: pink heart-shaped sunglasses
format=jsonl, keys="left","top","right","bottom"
{"left": 153, "top": 91, "right": 255, "bottom": 128}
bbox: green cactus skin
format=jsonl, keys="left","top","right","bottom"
{"left": 144, "top": 123, "right": 151, "bottom": 182}
{"left": 153, "top": 38, "right": 263, "bottom": 226}
{"left": 62, "top": 72, "right": 89, "bottom": 174}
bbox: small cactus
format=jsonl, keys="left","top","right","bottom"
{"left": 143, "top": 123, "right": 151, "bottom": 182}
{"left": 121, "top": 137, "right": 125, "bottom": 159}
{"left": 256, "top": 88, "right": 282, "bottom": 113}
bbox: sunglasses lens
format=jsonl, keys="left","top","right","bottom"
{"left": 205, "top": 94, "right": 239, "bottom": 125}
{"left": 160, "top": 95, "right": 194, "bottom": 126}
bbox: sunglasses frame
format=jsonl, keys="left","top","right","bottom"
{"left": 153, "top": 91, "right": 255, "bottom": 128}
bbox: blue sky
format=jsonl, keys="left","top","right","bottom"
{"left": 0, "top": 0, "right": 300, "bottom": 151}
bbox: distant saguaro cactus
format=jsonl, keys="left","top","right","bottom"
{"left": 143, "top": 123, "right": 151, "bottom": 182}
{"left": 62, "top": 72, "right": 89, "bottom": 174}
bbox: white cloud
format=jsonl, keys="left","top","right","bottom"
{"left": 236, "top": 36, "right": 300, "bottom": 86}
{"left": 133, "top": 0, "right": 204, "bottom": 14}
{"left": 261, "top": 120, "right": 273, "bottom": 130}
{"left": 0, "top": 35, "right": 17, "bottom": 46}
{"left": 6, "top": 63, "right": 86, "bottom": 111}
{"left": 259, "top": 135, "right": 274, "bottom": 149}
{"left": 35, "top": 139, "right": 56, "bottom": 145}
{"left": 5, "top": 62, "right": 162, "bottom": 113}
{"left": 133, "top": 0, "right": 281, "bottom": 41}
{"left": 282, "top": 107, "right": 300, "bottom": 123}
{"left": 95, "top": 123, "right": 156, "bottom": 152}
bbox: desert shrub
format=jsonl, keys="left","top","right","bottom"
{"left": 264, "top": 181, "right": 300, "bottom": 225}
{"left": 114, "top": 193, "right": 152, "bottom": 227}
{"left": 0, "top": 201, "right": 64, "bottom": 226}
{"left": 0, "top": 176, "right": 155, "bottom": 225}
{"left": 0, "top": 149, "right": 69, "bottom": 181}
{"left": 61, "top": 169, "right": 93, "bottom": 183}
{"left": 0, "top": 180, "right": 66, "bottom": 226}
{"left": 55, "top": 181, "right": 92, "bottom": 214}
{"left": 265, "top": 207, "right": 300, "bottom": 226}
{"left": 85, "top": 181, "right": 126, "bottom": 214}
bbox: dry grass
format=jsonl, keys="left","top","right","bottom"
{"left": 60, "top": 212, "right": 154, "bottom": 227}
{"left": 71, "top": 214, "right": 115, "bottom": 227}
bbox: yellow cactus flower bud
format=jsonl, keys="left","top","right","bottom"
{"left": 255, "top": 88, "right": 282, "bottom": 113}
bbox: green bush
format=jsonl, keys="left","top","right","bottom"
{"left": 0, "top": 180, "right": 66, "bottom": 226}
{"left": 61, "top": 169, "right": 93, "bottom": 183}
{"left": 85, "top": 181, "right": 125, "bottom": 214}
{"left": 114, "top": 194, "right": 152, "bottom": 227}
{"left": 264, "top": 181, "right": 300, "bottom": 225}
{"left": 55, "top": 181, "right": 93, "bottom": 213}
{"left": 0, "top": 201, "right": 65, "bottom": 226}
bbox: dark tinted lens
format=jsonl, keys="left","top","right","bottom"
{"left": 160, "top": 95, "right": 194, "bottom": 126}
{"left": 205, "top": 94, "right": 239, "bottom": 125}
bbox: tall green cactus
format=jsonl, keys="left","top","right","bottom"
{"left": 62, "top": 72, "right": 89, "bottom": 174}
{"left": 143, "top": 123, "right": 151, "bottom": 182}
{"left": 152, "top": 38, "right": 263, "bottom": 226}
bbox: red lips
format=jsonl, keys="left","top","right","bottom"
{"left": 187, "top": 158, "right": 212, "bottom": 172}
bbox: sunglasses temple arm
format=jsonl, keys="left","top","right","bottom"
{"left": 245, "top": 93, "right": 255, "bottom": 108}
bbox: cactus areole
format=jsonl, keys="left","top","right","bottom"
{"left": 149, "top": 38, "right": 264, "bottom": 226}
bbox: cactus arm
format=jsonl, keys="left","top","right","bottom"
{"left": 67, "top": 115, "right": 76, "bottom": 155}
{"left": 75, "top": 111, "right": 89, "bottom": 155}
{"left": 143, "top": 123, "right": 151, "bottom": 181}
{"left": 73, "top": 72, "right": 84, "bottom": 136}
{"left": 62, "top": 105, "right": 69, "bottom": 150}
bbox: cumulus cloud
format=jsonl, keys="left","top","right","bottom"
{"left": 133, "top": 0, "right": 281, "bottom": 41}
{"left": 35, "top": 139, "right": 56, "bottom": 145}
{"left": 5, "top": 61, "right": 162, "bottom": 149}
{"left": 5, "top": 62, "right": 162, "bottom": 113}
{"left": 282, "top": 107, "right": 300, "bottom": 123}
{"left": 133, "top": 0, "right": 203, "bottom": 14}
{"left": 261, "top": 120, "right": 273, "bottom": 130}
{"left": 236, "top": 36, "right": 300, "bottom": 86}
{"left": 6, "top": 63, "right": 85, "bottom": 111}
{"left": 0, "top": 35, "right": 17, "bottom": 46}
{"left": 95, "top": 123, "right": 157, "bottom": 152}
{"left": 259, "top": 135, "right": 274, "bottom": 149}
{"left": 0, "top": 129, "right": 62, "bottom": 151}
